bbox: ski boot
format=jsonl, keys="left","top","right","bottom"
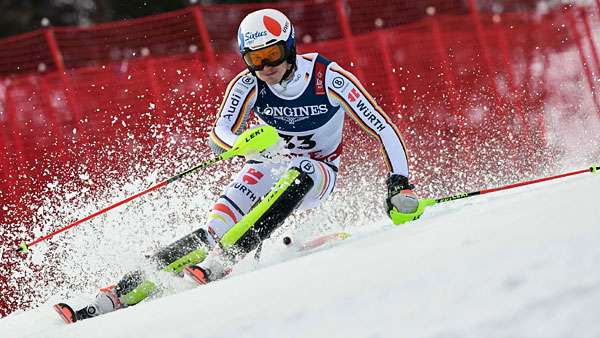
{"left": 54, "top": 285, "right": 124, "bottom": 324}
{"left": 183, "top": 246, "right": 232, "bottom": 285}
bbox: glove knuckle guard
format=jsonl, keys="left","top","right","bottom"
{"left": 386, "top": 174, "right": 419, "bottom": 214}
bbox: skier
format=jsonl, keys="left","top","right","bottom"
{"left": 54, "top": 8, "right": 425, "bottom": 324}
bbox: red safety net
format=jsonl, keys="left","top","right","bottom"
{"left": 1, "top": 0, "right": 600, "bottom": 316}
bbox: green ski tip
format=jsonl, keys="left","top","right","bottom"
{"left": 17, "top": 242, "right": 29, "bottom": 254}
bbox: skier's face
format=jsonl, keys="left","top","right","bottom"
{"left": 255, "top": 62, "right": 291, "bottom": 85}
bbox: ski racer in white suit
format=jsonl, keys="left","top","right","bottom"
{"left": 51, "top": 8, "right": 426, "bottom": 324}
{"left": 183, "top": 8, "right": 423, "bottom": 284}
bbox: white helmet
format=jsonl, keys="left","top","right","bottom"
{"left": 237, "top": 9, "right": 296, "bottom": 71}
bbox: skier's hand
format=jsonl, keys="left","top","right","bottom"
{"left": 386, "top": 174, "right": 423, "bottom": 225}
{"left": 245, "top": 128, "right": 289, "bottom": 162}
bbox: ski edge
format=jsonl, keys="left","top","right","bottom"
{"left": 297, "top": 232, "right": 351, "bottom": 252}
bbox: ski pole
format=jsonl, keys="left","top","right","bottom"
{"left": 15, "top": 125, "right": 280, "bottom": 254}
{"left": 391, "top": 165, "right": 598, "bottom": 224}
{"left": 431, "top": 165, "right": 597, "bottom": 203}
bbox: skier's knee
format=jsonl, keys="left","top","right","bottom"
{"left": 233, "top": 168, "right": 314, "bottom": 254}
{"left": 289, "top": 157, "right": 317, "bottom": 177}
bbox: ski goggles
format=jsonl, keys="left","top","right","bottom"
{"left": 242, "top": 43, "right": 287, "bottom": 71}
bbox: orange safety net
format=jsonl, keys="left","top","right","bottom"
{"left": 1, "top": 0, "right": 600, "bottom": 316}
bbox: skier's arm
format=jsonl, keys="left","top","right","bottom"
{"left": 326, "top": 64, "right": 410, "bottom": 177}
{"left": 208, "top": 71, "right": 257, "bottom": 154}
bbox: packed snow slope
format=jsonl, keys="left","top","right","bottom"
{"left": 1, "top": 170, "right": 600, "bottom": 338}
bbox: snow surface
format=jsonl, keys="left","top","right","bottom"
{"left": 1, "top": 170, "right": 599, "bottom": 338}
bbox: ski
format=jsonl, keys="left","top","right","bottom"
{"left": 284, "top": 231, "right": 351, "bottom": 252}
{"left": 53, "top": 303, "right": 78, "bottom": 324}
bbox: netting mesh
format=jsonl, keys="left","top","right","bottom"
{"left": 0, "top": 32, "right": 55, "bottom": 75}
{"left": 55, "top": 8, "right": 203, "bottom": 69}
{"left": 345, "top": 0, "right": 468, "bottom": 34}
